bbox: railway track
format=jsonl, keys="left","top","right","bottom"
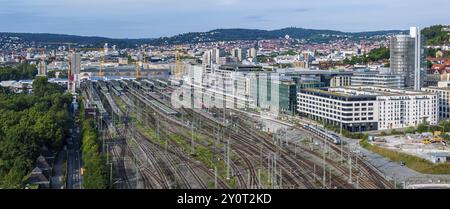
{"left": 182, "top": 108, "right": 321, "bottom": 188}
{"left": 108, "top": 80, "right": 390, "bottom": 189}
{"left": 300, "top": 127, "right": 394, "bottom": 189}
{"left": 116, "top": 89, "right": 230, "bottom": 189}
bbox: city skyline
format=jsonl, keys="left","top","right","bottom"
{"left": 0, "top": 0, "right": 449, "bottom": 38}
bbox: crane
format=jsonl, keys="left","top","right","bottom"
{"left": 99, "top": 55, "right": 105, "bottom": 77}
{"left": 174, "top": 45, "right": 182, "bottom": 80}
{"left": 136, "top": 49, "right": 148, "bottom": 80}
{"left": 136, "top": 59, "right": 140, "bottom": 80}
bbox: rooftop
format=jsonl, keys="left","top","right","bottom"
{"left": 218, "top": 64, "right": 263, "bottom": 72}
{"left": 302, "top": 86, "right": 435, "bottom": 98}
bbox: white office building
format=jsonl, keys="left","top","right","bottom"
{"left": 422, "top": 86, "right": 450, "bottom": 120}
{"left": 298, "top": 86, "right": 438, "bottom": 132}
{"left": 351, "top": 71, "right": 405, "bottom": 88}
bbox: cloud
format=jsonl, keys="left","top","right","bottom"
{"left": 290, "top": 8, "right": 310, "bottom": 13}
{"left": 216, "top": 0, "right": 239, "bottom": 6}
{"left": 246, "top": 15, "right": 270, "bottom": 22}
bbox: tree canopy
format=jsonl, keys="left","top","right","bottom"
{"left": 79, "top": 105, "right": 109, "bottom": 189}
{"left": 422, "top": 25, "right": 450, "bottom": 46}
{"left": 0, "top": 78, "right": 71, "bottom": 188}
{"left": 0, "top": 63, "right": 37, "bottom": 81}
{"left": 343, "top": 47, "right": 390, "bottom": 65}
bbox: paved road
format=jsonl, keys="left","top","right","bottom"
{"left": 50, "top": 152, "right": 65, "bottom": 189}
{"left": 67, "top": 123, "right": 83, "bottom": 189}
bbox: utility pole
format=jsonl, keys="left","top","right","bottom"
{"left": 356, "top": 173, "right": 360, "bottom": 189}
{"left": 247, "top": 169, "right": 251, "bottom": 189}
{"left": 340, "top": 122, "right": 343, "bottom": 161}
{"left": 226, "top": 139, "right": 230, "bottom": 180}
{"left": 260, "top": 144, "right": 263, "bottom": 167}
{"left": 348, "top": 143, "right": 352, "bottom": 184}
{"left": 267, "top": 153, "right": 271, "bottom": 186}
{"left": 323, "top": 142, "right": 326, "bottom": 187}
{"left": 329, "top": 166, "right": 331, "bottom": 188}
{"left": 273, "top": 153, "right": 277, "bottom": 189}
{"left": 258, "top": 168, "right": 261, "bottom": 189}
{"left": 110, "top": 162, "right": 113, "bottom": 188}
{"left": 295, "top": 141, "right": 298, "bottom": 157}
{"left": 313, "top": 164, "right": 316, "bottom": 183}
{"left": 214, "top": 166, "right": 218, "bottom": 189}
{"left": 191, "top": 117, "right": 195, "bottom": 156}
{"left": 106, "top": 143, "right": 109, "bottom": 165}
{"left": 165, "top": 140, "right": 168, "bottom": 153}
{"left": 279, "top": 168, "right": 282, "bottom": 189}
{"left": 136, "top": 159, "right": 140, "bottom": 188}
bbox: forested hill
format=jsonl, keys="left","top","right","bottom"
{"left": 0, "top": 32, "right": 152, "bottom": 48}
{"left": 144, "top": 28, "right": 406, "bottom": 45}
{"left": 422, "top": 25, "right": 450, "bottom": 45}
{"left": 1, "top": 27, "right": 407, "bottom": 47}
{"left": 3, "top": 26, "right": 447, "bottom": 47}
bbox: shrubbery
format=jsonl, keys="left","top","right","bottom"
{"left": 80, "top": 110, "right": 109, "bottom": 189}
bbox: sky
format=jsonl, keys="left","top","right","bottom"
{"left": 0, "top": 0, "right": 449, "bottom": 38}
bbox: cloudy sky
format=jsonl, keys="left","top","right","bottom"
{"left": 0, "top": 0, "right": 449, "bottom": 38}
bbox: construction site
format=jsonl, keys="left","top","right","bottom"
{"left": 370, "top": 132, "right": 450, "bottom": 164}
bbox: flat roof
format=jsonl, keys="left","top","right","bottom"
{"left": 300, "top": 88, "right": 377, "bottom": 100}
{"left": 280, "top": 69, "right": 353, "bottom": 76}
{"left": 342, "top": 86, "right": 435, "bottom": 96}
{"left": 422, "top": 86, "right": 450, "bottom": 91}
{"left": 218, "top": 64, "right": 263, "bottom": 71}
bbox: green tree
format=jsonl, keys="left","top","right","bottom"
{"left": 0, "top": 78, "right": 71, "bottom": 188}
{"left": 417, "top": 123, "right": 429, "bottom": 133}
{"left": 422, "top": 25, "right": 450, "bottom": 45}
{"left": 81, "top": 119, "right": 109, "bottom": 189}
{"left": 0, "top": 63, "right": 37, "bottom": 81}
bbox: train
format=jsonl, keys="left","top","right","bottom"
{"left": 303, "top": 124, "right": 343, "bottom": 145}
{"left": 108, "top": 80, "right": 124, "bottom": 96}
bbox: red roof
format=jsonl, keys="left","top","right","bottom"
{"left": 427, "top": 58, "right": 450, "bottom": 64}
{"left": 432, "top": 64, "right": 445, "bottom": 70}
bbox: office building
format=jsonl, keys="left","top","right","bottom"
{"left": 330, "top": 75, "right": 351, "bottom": 87}
{"left": 390, "top": 27, "right": 424, "bottom": 90}
{"left": 248, "top": 48, "right": 257, "bottom": 58}
{"left": 422, "top": 86, "right": 450, "bottom": 120}
{"left": 212, "top": 48, "right": 225, "bottom": 64}
{"left": 231, "top": 48, "right": 247, "bottom": 62}
{"left": 68, "top": 52, "right": 81, "bottom": 92}
{"left": 351, "top": 71, "right": 405, "bottom": 88}
{"left": 298, "top": 86, "right": 438, "bottom": 131}
{"left": 37, "top": 61, "right": 47, "bottom": 77}
{"left": 202, "top": 50, "right": 212, "bottom": 66}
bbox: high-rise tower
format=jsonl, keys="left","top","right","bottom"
{"left": 390, "top": 27, "right": 423, "bottom": 90}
